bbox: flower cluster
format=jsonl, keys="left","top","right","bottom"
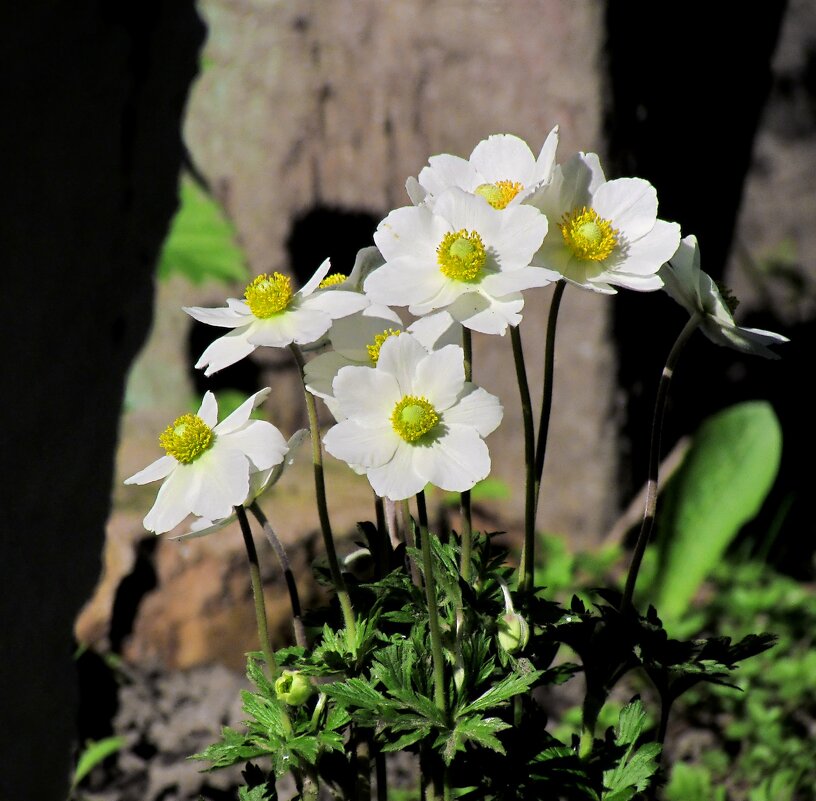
{"left": 127, "top": 127, "right": 786, "bottom": 527}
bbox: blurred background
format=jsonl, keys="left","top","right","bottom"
{"left": 2, "top": 1, "right": 813, "bottom": 799}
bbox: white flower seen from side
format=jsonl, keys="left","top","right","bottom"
{"left": 323, "top": 333, "right": 503, "bottom": 501}
{"left": 659, "top": 235, "right": 789, "bottom": 358}
{"left": 124, "top": 389, "right": 289, "bottom": 534}
{"left": 365, "top": 187, "right": 554, "bottom": 335}
{"left": 184, "top": 258, "right": 369, "bottom": 375}
{"left": 527, "top": 152, "right": 681, "bottom": 293}
{"left": 406, "top": 128, "right": 560, "bottom": 210}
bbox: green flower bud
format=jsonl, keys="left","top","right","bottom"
{"left": 274, "top": 670, "right": 314, "bottom": 706}
{"left": 497, "top": 612, "right": 529, "bottom": 654}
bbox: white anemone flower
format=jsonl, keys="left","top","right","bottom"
{"left": 323, "top": 333, "right": 503, "bottom": 501}
{"left": 184, "top": 258, "right": 369, "bottom": 375}
{"left": 365, "top": 187, "right": 553, "bottom": 335}
{"left": 527, "top": 152, "right": 681, "bottom": 293}
{"left": 124, "top": 389, "right": 289, "bottom": 534}
{"left": 406, "top": 127, "right": 559, "bottom": 210}
{"left": 659, "top": 235, "right": 789, "bottom": 358}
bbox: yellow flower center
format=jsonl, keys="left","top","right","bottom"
{"left": 437, "top": 229, "right": 486, "bottom": 282}
{"left": 318, "top": 273, "right": 348, "bottom": 288}
{"left": 475, "top": 179, "right": 524, "bottom": 210}
{"left": 158, "top": 413, "right": 215, "bottom": 464}
{"left": 244, "top": 272, "right": 293, "bottom": 318}
{"left": 559, "top": 206, "right": 619, "bottom": 261}
{"left": 390, "top": 396, "right": 439, "bottom": 443}
{"left": 366, "top": 328, "right": 402, "bottom": 365}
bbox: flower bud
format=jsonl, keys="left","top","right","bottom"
{"left": 274, "top": 670, "right": 314, "bottom": 706}
{"left": 497, "top": 612, "right": 529, "bottom": 654}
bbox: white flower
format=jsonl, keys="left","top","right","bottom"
{"left": 124, "top": 389, "right": 289, "bottom": 534}
{"left": 659, "top": 235, "right": 789, "bottom": 358}
{"left": 323, "top": 333, "right": 503, "bottom": 501}
{"left": 184, "top": 258, "right": 369, "bottom": 375}
{"left": 527, "top": 152, "right": 681, "bottom": 293}
{"left": 365, "top": 187, "right": 552, "bottom": 335}
{"left": 170, "top": 429, "right": 309, "bottom": 541}
{"left": 406, "top": 128, "right": 560, "bottom": 210}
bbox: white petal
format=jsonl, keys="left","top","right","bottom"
{"left": 444, "top": 386, "right": 503, "bottom": 437}
{"left": 364, "top": 258, "right": 448, "bottom": 308}
{"left": 373, "top": 205, "right": 442, "bottom": 262}
{"left": 188, "top": 448, "right": 251, "bottom": 520}
{"left": 300, "top": 258, "right": 333, "bottom": 297}
{"left": 367, "top": 443, "right": 426, "bottom": 500}
{"left": 323, "top": 419, "right": 399, "bottom": 469}
{"left": 195, "top": 329, "right": 257, "bottom": 376}
{"left": 221, "top": 420, "right": 288, "bottom": 471}
{"left": 245, "top": 308, "right": 332, "bottom": 348}
{"left": 434, "top": 188, "right": 499, "bottom": 238}
{"left": 413, "top": 426, "right": 490, "bottom": 492}
{"left": 481, "top": 266, "right": 553, "bottom": 296}
{"left": 470, "top": 134, "right": 537, "bottom": 186}
{"left": 124, "top": 455, "right": 176, "bottom": 486}
{"left": 405, "top": 176, "right": 427, "bottom": 205}
{"left": 702, "top": 320, "right": 789, "bottom": 358}
{"left": 601, "top": 271, "right": 663, "bottom": 292}
{"left": 414, "top": 345, "right": 464, "bottom": 411}
{"left": 408, "top": 311, "right": 461, "bottom": 350}
{"left": 302, "top": 289, "right": 369, "bottom": 318}
{"left": 196, "top": 391, "right": 218, "bottom": 427}
{"left": 375, "top": 333, "right": 428, "bottom": 394}
{"left": 615, "top": 220, "right": 681, "bottom": 277}
{"left": 305, "top": 351, "right": 355, "bottom": 399}
{"left": 214, "top": 387, "right": 272, "bottom": 435}
{"left": 142, "top": 467, "right": 195, "bottom": 533}
{"left": 592, "top": 178, "right": 658, "bottom": 242}
{"left": 533, "top": 125, "right": 560, "bottom": 186}
{"left": 332, "top": 365, "right": 400, "bottom": 425}
{"left": 419, "top": 154, "right": 479, "bottom": 197}
{"left": 183, "top": 303, "right": 252, "bottom": 328}
{"left": 330, "top": 310, "right": 404, "bottom": 357}
{"left": 447, "top": 292, "right": 524, "bottom": 335}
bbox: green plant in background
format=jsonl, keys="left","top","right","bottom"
{"left": 652, "top": 401, "right": 782, "bottom": 625}
{"left": 158, "top": 175, "right": 247, "bottom": 285}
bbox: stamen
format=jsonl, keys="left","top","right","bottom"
{"left": 559, "top": 206, "right": 619, "bottom": 262}
{"left": 366, "top": 328, "right": 402, "bottom": 365}
{"left": 244, "top": 272, "right": 293, "bottom": 318}
{"left": 437, "top": 229, "right": 486, "bottom": 282}
{"left": 159, "top": 413, "right": 215, "bottom": 464}
{"left": 475, "top": 179, "right": 524, "bottom": 210}
{"left": 390, "top": 396, "right": 439, "bottom": 442}
{"left": 318, "top": 273, "right": 348, "bottom": 288}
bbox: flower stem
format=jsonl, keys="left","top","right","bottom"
{"left": 534, "top": 280, "right": 565, "bottom": 510}
{"left": 416, "top": 490, "right": 448, "bottom": 718}
{"left": 620, "top": 313, "right": 700, "bottom": 612}
{"left": 248, "top": 501, "right": 307, "bottom": 649}
{"left": 511, "top": 325, "right": 537, "bottom": 596}
{"left": 235, "top": 505, "right": 276, "bottom": 676}
{"left": 290, "top": 344, "right": 357, "bottom": 644}
{"left": 460, "top": 328, "right": 473, "bottom": 583}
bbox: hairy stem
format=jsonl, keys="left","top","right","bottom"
{"left": 460, "top": 327, "right": 473, "bottom": 583}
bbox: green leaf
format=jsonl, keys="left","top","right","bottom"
{"left": 158, "top": 176, "right": 248, "bottom": 284}
{"left": 191, "top": 726, "right": 269, "bottom": 768}
{"left": 459, "top": 664, "right": 542, "bottom": 715}
{"left": 323, "top": 677, "right": 389, "bottom": 712}
{"left": 655, "top": 402, "right": 782, "bottom": 621}
{"left": 71, "top": 736, "right": 126, "bottom": 787}
{"left": 602, "top": 701, "right": 661, "bottom": 800}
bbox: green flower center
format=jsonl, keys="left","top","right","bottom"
{"left": 390, "top": 396, "right": 439, "bottom": 443}
{"left": 366, "top": 328, "right": 402, "bottom": 365}
{"left": 244, "top": 272, "right": 293, "bottom": 318}
{"left": 559, "top": 206, "right": 619, "bottom": 261}
{"left": 159, "top": 413, "right": 215, "bottom": 464}
{"left": 318, "top": 273, "right": 348, "bottom": 288}
{"left": 437, "top": 229, "right": 486, "bottom": 282}
{"left": 475, "top": 179, "right": 524, "bottom": 210}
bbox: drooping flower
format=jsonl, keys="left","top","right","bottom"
{"left": 365, "top": 187, "right": 553, "bottom": 335}
{"left": 527, "top": 152, "right": 681, "bottom": 293}
{"left": 323, "top": 333, "right": 503, "bottom": 501}
{"left": 406, "top": 128, "right": 560, "bottom": 210}
{"left": 184, "top": 259, "right": 369, "bottom": 375}
{"left": 659, "top": 235, "right": 789, "bottom": 358}
{"left": 124, "top": 389, "right": 289, "bottom": 534}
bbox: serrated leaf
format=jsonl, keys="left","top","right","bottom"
{"left": 615, "top": 698, "right": 648, "bottom": 747}
{"left": 158, "top": 176, "right": 248, "bottom": 284}
{"left": 603, "top": 742, "right": 662, "bottom": 800}
{"left": 323, "top": 677, "right": 389, "bottom": 712}
{"left": 381, "top": 726, "right": 431, "bottom": 751}
{"left": 191, "top": 726, "right": 268, "bottom": 768}
{"left": 453, "top": 715, "right": 510, "bottom": 753}
{"left": 288, "top": 735, "right": 320, "bottom": 763}
{"left": 459, "top": 667, "right": 542, "bottom": 715}
{"left": 655, "top": 402, "right": 782, "bottom": 620}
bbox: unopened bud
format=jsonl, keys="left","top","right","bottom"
{"left": 497, "top": 612, "right": 529, "bottom": 654}
{"left": 274, "top": 670, "right": 314, "bottom": 706}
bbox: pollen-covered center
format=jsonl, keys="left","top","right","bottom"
{"left": 318, "top": 273, "right": 348, "bottom": 288}
{"left": 437, "top": 229, "right": 486, "bottom": 282}
{"left": 244, "top": 272, "right": 293, "bottom": 318}
{"left": 559, "top": 206, "right": 619, "bottom": 262}
{"left": 475, "top": 179, "right": 524, "bottom": 210}
{"left": 366, "top": 328, "right": 402, "bottom": 365}
{"left": 390, "top": 395, "right": 439, "bottom": 443}
{"left": 159, "top": 413, "right": 215, "bottom": 464}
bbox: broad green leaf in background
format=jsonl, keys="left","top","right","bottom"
{"left": 71, "top": 736, "right": 126, "bottom": 789}
{"left": 654, "top": 401, "right": 782, "bottom": 621}
{"left": 158, "top": 176, "right": 248, "bottom": 285}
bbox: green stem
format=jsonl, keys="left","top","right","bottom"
{"left": 374, "top": 492, "right": 389, "bottom": 578}
{"left": 235, "top": 505, "right": 276, "bottom": 676}
{"left": 510, "top": 325, "right": 537, "bottom": 595}
{"left": 290, "top": 344, "right": 357, "bottom": 643}
{"left": 534, "top": 280, "right": 565, "bottom": 510}
{"left": 416, "top": 491, "right": 448, "bottom": 718}
{"left": 620, "top": 313, "right": 700, "bottom": 612}
{"left": 402, "top": 498, "right": 421, "bottom": 586}
{"left": 460, "top": 328, "right": 473, "bottom": 583}
{"left": 375, "top": 749, "right": 388, "bottom": 801}
{"left": 248, "top": 501, "right": 307, "bottom": 649}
